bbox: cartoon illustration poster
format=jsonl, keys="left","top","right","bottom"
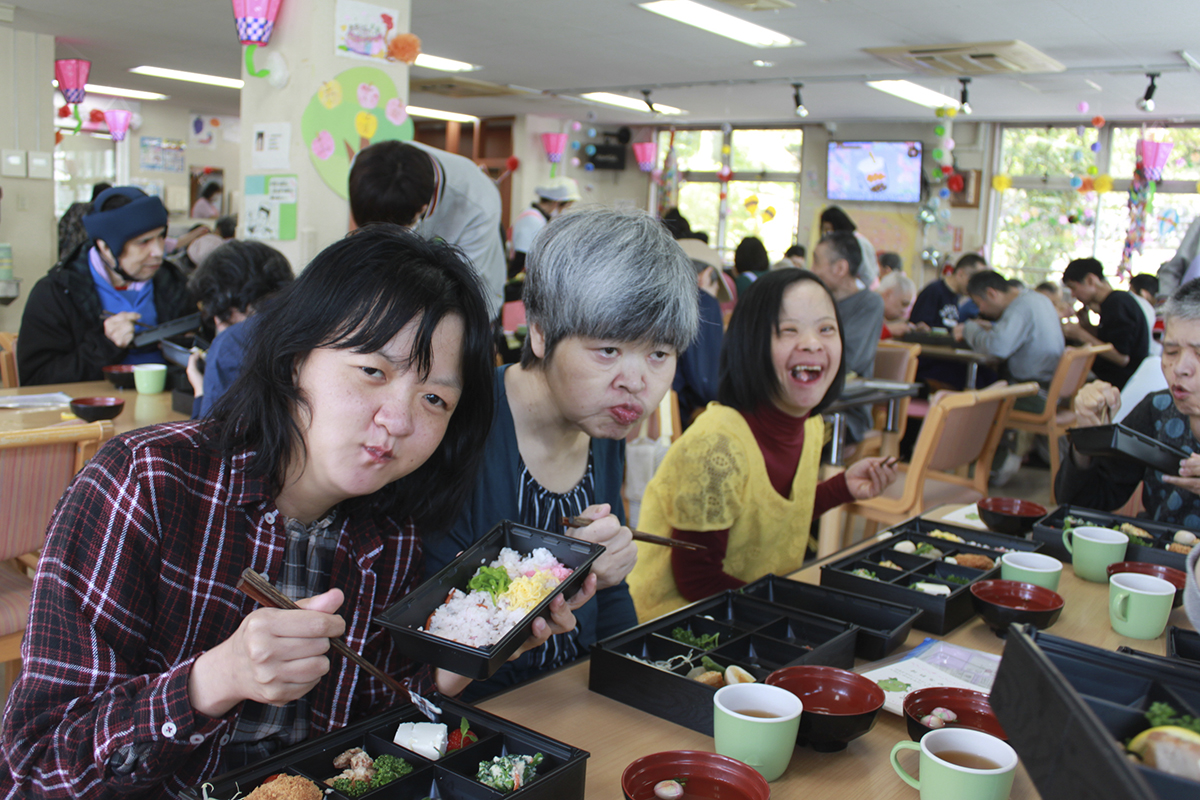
{"left": 335, "top": 0, "right": 401, "bottom": 61}
{"left": 244, "top": 174, "right": 298, "bottom": 241}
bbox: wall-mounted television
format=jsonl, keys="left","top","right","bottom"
{"left": 826, "top": 141, "right": 923, "bottom": 203}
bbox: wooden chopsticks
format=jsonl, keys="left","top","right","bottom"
{"left": 236, "top": 568, "right": 410, "bottom": 699}
{"left": 560, "top": 515, "right": 707, "bottom": 551}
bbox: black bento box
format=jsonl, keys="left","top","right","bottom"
{"left": 589, "top": 592, "right": 858, "bottom": 736}
{"left": 739, "top": 574, "right": 922, "bottom": 660}
{"left": 820, "top": 518, "right": 1043, "bottom": 635}
{"left": 377, "top": 521, "right": 604, "bottom": 681}
{"left": 182, "top": 697, "right": 588, "bottom": 800}
{"left": 1167, "top": 626, "right": 1200, "bottom": 663}
{"left": 1067, "top": 424, "right": 1189, "bottom": 475}
{"left": 1032, "top": 505, "right": 1191, "bottom": 571}
{"left": 992, "top": 627, "right": 1200, "bottom": 800}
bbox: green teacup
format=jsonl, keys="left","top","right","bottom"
{"left": 1000, "top": 552, "right": 1063, "bottom": 591}
{"left": 1109, "top": 572, "right": 1174, "bottom": 640}
{"left": 891, "top": 727, "right": 1017, "bottom": 800}
{"left": 132, "top": 363, "right": 168, "bottom": 394}
{"left": 713, "top": 683, "right": 802, "bottom": 782}
{"left": 1062, "top": 525, "right": 1128, "bottom": 582}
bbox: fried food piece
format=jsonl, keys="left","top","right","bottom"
{"left": 1120, "top": 522, "right": 1153, "bottom": 542}
{"left": 1167, "top": 542, "right": 1195, "bottom": 555}
{"left": 953, "top": 553, "right": 995, "bottom": 571}
{"left": 244, "top": 774, "right": 324, "bottom": 800}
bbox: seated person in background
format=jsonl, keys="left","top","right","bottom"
{"left": 909, "top": 254, "right": 988, "bottom": 389}
{"left": 185, "top": 240, "right": 294, "bottom": 417}
{"left": 0, "top": 225, "right": 592, "bottom": 797}
{"left": 877, "top": 251, "right": 901, "bottom": 279}
{"left": 954, "top": 270, "right": 1064, "bottom": 405}
{"left": 1057, "top": 278, "right": 1200, "bottom": 530}
{"left": 772, "top": 244, "right": 806, "bottom": 271}
{"left": 732, "top": 236, "right": 770, "bottom": 297}
{"left": 215, "top": 214, "right": 237, "bottom": 240}
{"left": 820, "top": 206, "right": 877, "bottom": 287}
{"left": 810, "top": 230, "right": 884, "bottom": 443}
{"left": 57, "top": 181, "right": 111, "bottom": 259}
{"left": 424, "top": 208, "right": 699, "bottom": 701}
{"left": 349, "top": 140, "right": 506, "bottom": 315}
{"left": 627, "top": 269, "right": 898, "bottom": 621}
{"left": 190, "top": 181, "right": 222, "bottom": 219}
{"left": 18, "top": 186, "right": 193, "bottom": 386}
{"left": 1061, "top": 258, "right": 1149, "bottom": 390}
{"left": 876, "top": 271, "right": 916, "bottom": 338}
{"left": 1129, "top": 272, "right": 1163, "bottom": 356}
{"left": 675, "top": 238, "right": 728, "bottom": 427}
{"left": 1034, "top": 281, "right": 1072, "bottom": 320}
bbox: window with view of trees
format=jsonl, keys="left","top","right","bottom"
{"left": 656, "top": 128, "right": 802, "bottom": 264}
{"left": 992, "top": 125, "right": 1200, "bottom": 287}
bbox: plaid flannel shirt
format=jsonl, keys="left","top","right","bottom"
{"left": 0, "top": 422, "right": 431, "bottom": 799}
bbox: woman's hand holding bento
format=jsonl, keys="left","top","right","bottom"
{"left": 562, "top": 503, "right": 637, "bottom": 590}
{"left": 1163, "top": 453, "right": 1200, "bottom": 496}
{"left": 843, "top": 456, "right": 899, "bottom": 500}
{"left": 1074, "top": 380, "right": 1120, "bottom": 428}
{"left": 187, "top": 588, "right": 346, "bottom": 717}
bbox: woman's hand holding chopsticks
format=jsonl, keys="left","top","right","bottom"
{"left": 557, "top": 503, "right": 637, "bottom": 591}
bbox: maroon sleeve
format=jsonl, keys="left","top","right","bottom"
{"left": 814, "top": 471, "right": 854, "bottom": 517}
{"left": 671, "top": 529, "right": 746, "bottom": 602}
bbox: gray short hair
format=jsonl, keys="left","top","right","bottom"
{"left": 521, "top": 206, "right": 700, "bottom": 367}
{"left": 1163, "top": 277, "right": 1200, "bottom": 324}
{"left": 878, "top": 271, "right": 915, "bottom": 299}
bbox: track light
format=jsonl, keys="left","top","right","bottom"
{"left": 1137, "top": 73, "right": 1159, "bottom": 112}
{"left": 959, "top": 77, "right": 972, "bottom": 115}
{"left": 792, "top": 83, "right": 808, "bottom": 118}
{"left": 642, "top": 89, "right": 656, "bottom": 113}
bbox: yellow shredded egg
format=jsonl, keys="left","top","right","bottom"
{"left": 501, "top": 572, "right": 560, "bottom": 612}
{"left": 928, "top": 530, "right": 964, "bottom": 543}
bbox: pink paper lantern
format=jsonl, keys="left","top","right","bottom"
{"left": 632, "top": 142, "right": 657, "bottom": 172}
{"left": 1138, "top": 139, "right": 1175, "bottom": 181}
{"left": 232, "top": 0, "right": 284, "bottom": 45}
{"left": 104, "top": 109, "right": 133, "bottom": 142}
{"left": 541, "top": 133, "right": 568, "bottom": 164}
{"left": 55, "top": 59, "right": 90, "bottom": 104}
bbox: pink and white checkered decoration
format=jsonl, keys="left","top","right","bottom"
{"left": 236, "top": 17, "right": 275, "bottom": 44}
{"left": 541, "top": 133, "right": 568, "bottom": 164}
{"left": 55, "top": 59, "right": 90, "bottom": 104}
{"left": 632, "top": 142, "right": 657, "bottom": 172}
{"left": 104, "top": 109, "right": 133, "bottom": 142}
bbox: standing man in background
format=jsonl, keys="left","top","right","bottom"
{"left": 509, "top": 177, "right": 581, "bottom": 277}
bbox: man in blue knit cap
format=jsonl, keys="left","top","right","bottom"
{"left": 19, "top": 186, "right": 193, "bottom": 385}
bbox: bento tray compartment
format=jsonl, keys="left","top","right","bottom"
{"left": 1067, "top": 424, "right": 1189, "bottom": 475}
{"left": 288, "top": 731, "right": 434, "bottom": 795}
{"left": 377, "top": 521, "right": 603, "bottom": 681}
{"left": 588, "top": 593, "right": 857, "bottom": 736}
{"left": 1032, "top": 505, "right": 1189, "bottom": 570}
{"left": 739, "top": 575, "right": 922, "bottom": 660}
{"left": 1167, "top": 626, "right": 1200, "bottom": 663}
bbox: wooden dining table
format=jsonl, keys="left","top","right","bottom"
{"left": 479, "top": 504, "right": 1194, "bottom": 800}
{"left": 0, "top": 380, "right": 189, "bottom": 435}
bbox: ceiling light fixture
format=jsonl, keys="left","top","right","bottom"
{"left": 866, "top": 79, "right": 960, "bottom": 110}
{"left": 405, "top": 106, "right": 479, "bottom": 123}
{"left": 413, "top": 53, "right": 480, "bottom": 73}
{"left": 752, "top": 59, "right": 774, "bottom": 68}
{"left": 579, "top": 91, "right": 684, "bottom": 114}
{"left": 642, "top": 89, "right": 656, "bottom": 113}
{"left": 1137, "top": 72, "right": 1159, "bottom": 112}
{"left": 958, "top": 77, "right": 972, "bottom": 114}
{"left": 638, "top": 0, "right": 802, "bottom": 48}
{"left": 129, "top": 66, "right": 244, "bottom": 89}
{"left": 52, "top": 80, "right": 168, "bottom": 101}
{"left": 792, "top": 83, "right": 808, "bottom": 117}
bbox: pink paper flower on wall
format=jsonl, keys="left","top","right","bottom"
{"left": 357, "top": 83, "right": 380, "bottom": 109}
{"left": 385, "top": 98, "right": 408, "bottom": 125}
{"left": 312, "top": 130, "right": 335, "bottom": 160}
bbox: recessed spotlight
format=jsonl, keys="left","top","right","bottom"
{"left": 752, "top": 60, "right": 775, "bottom": 68}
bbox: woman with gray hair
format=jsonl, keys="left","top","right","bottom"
{"left": 1058, "top": 277, "right": 1200, "bottom": 528}
{"left": 424, "top": 206, "right": 700, "bottom": 700}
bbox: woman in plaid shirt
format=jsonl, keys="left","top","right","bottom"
{"left": 0, "top": 225, "right": 595, "bottom": 798}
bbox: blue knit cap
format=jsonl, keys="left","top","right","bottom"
{"left": 83, "top": 187, "right": 169, "bottom": 258}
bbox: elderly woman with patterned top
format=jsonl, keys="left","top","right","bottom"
{"left": 627, "top": 269, "right": 899, "bottom": 623}
{"left": 424, "top": 207, "right": 700, "bottom": 701}
{"left": 0, "top": 225, "right": 594, "bottom": 799}
{"left": 1058, "top": 278, "right": 1200, "bottom": 529}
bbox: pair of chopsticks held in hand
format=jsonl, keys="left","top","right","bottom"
{"left": 560, "top": 515, "right": 706, "bottom": 551}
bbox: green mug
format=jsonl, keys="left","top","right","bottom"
{"left": 1000, "top": 552, "right": 1063, "bottom": 592}
{"left": 713, "top": 682, "right": 802, "bottom": 782}
{"left": 1062, "top": 525, "right": 1128, "bottom": 582}
{"left": 1109, "top": 572, "right": 1175, "bottom": 640}
{"left": 891, "top": 727, "right": 1017, "bottom": 800}
{"left": 132, "top": 363, "right": 168, "bottom": 394}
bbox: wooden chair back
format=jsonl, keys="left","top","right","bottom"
{"left": 0, "top": 333, "right": 17, "bottom": 389}
{"left": 1008, "top": 344, "right": 1111, "bottom": 426}
{"left": 871, "top": 340, "right": 921, "bottom": 437}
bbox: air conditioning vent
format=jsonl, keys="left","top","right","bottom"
{"left": 409, "top": 75, "right": 519, "bottom": 99}
{"left": 713, "top": 0, "right": 796, "bottom": 10}
{"left": 866, "top": 41, "right": 1065, "bottom": 76}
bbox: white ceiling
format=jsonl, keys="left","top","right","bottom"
{"left": 11, "top": 0, "right": 1200, "bottom": 127}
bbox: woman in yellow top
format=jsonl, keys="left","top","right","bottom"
{"left": 628, "top": 269, "right": 898, "bottom": 621}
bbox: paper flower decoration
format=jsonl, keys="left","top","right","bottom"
{"left": 505, "top": 155, "right": 520, "bottom": 171}
{"left": 632, "top": 142, "right": 657, "bottom": 172}
{"left": 947, "top": 174, "right": 965, "bottom": 193}
{"left": 57, "top": 104, "right": 71, "bottom": 118}
{"left": 744, "top": 195, "right": 759, "bottom": 213}
{"left": 388, "top": 33, "right": 421, "bottom": 64}
{"left": 54, "top": 59, "right": 90, "bottom": 104}
{"left": 1138, "top": 139, "right": 1175, "bottom": 181}
{"left": 992, "top": 174, "right": 1013, "bottom": 191}
{"left": 354, "top": 111, "right": 378, "bottom": 139}
{"left": 311, "top": 130, "right": 335, "bottom": 160}
{"left": 318, "top": 80, "right": 343, "bottom": 109}
{"left": 762, "top": 206, "right": 776, "bottom": 222}
{"left": 541, "top": 133, "right": 568, "bottom": 164}
{"left": 89, "top": 109, "right": 106, "bottom": 124}
{"left": 1087, "top": 165, "right": 1099, "bottom": 176}
{"left": 231, "top": 0, "right": 284, "bottom": 45}
{"left": 1070, "top": 176, "right": 1083, "bottom": 189}
{"left": 357, "top": 83, "right": 380, "bottom": 109}
{"left": 1079, "top": 177, "right": 1094, "bottom": 192}
{"left": 934, "top": 125, "right": 945, "bottom": 136}
{"left": 104, "top": 109, "right": 133, "bottom": 142}
{"left": 1077, "top": 101, "right": 1089, "bottom": 114}
{"left": 1094, "top": 174, "right": 1114, "bottom": 192}
{"left": 1091, "top": 115, "right": 1106, "bottom": 128}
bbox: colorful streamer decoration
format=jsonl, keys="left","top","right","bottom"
{"left": 1120, "top": 139, "right": 1175, "bottom": 274}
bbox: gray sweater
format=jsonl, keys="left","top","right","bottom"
{"left": 963, "top": 289, "right": 1064, "bottom": 384}
{"left": 1187, "top": 546, "right": 1200, "bottom": 633}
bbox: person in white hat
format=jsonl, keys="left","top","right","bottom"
{"left": 509, "top": 177, "right": 582, "bottom": 277}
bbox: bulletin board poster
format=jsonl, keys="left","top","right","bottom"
{"left": 335, "top": 0, "right": 401, "bottom": 61}
{"left": 244, "top": 175, "right": 298, "bottom": 241}
{"left": 139, "top": 137, "right": 186, "bottom": 173}
{"left": 809, "top": 208, "right": 920, "bottom": 280}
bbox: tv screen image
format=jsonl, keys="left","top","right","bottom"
{"left": 827, "top": 141, "right": 923, "bottom": 203}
